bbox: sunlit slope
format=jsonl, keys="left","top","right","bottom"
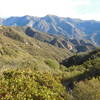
{"left": 0, "top": 26, "right": 72, "bottom": 71}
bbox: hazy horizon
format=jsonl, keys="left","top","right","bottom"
{"left": 0, "top": 0, "right": 100, "bottom": 20}
{"left": 1, "top": 14, "right": 100, "bottom": 22}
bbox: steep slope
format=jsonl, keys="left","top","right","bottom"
{"left": 0, "top": 15, "right": 100, "bottom": 46}
{"left": 24, "top": 27, "right": 95, "bottom": 52}
{"left": 0, "top": 26, "right": 99, "bottom": 100}
{"left": 61, "top": 49, "right": 100, "bottom": 94}
{"left": 0, "top": 47, "right": 99, "bottom": 100}
{"left": 61, "top": 48, "right": 100, "bottom": 67}
{"left": 2, "top": 15, "right": 83, "bottom": 38}
{"left": 65, "top": 18, "right": 100, "bottom": 46}
{"left": 25, "top": 27, "right": 53, "bottom": 42}
{"left": 2, "top": 15, "right": 39, "bottom": 27}
{"left": 33, "top": 15, "right": 84, "bottom": 38}
{"left": 0, "top": 26, "right": 72, "bottom": 72}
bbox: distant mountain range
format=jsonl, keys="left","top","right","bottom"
{"left": 0, "top": 15, "right": 100, "bottom": 47}
{"left": 24, "top": 27, "right": 95, "bottom": 52}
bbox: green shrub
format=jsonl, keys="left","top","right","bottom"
{"left": 0, "top": 69, "right": 71, "bottom": 100}
{"left": 45, "top": 59, "right": 60, "bottom": 69}
{"left": 72, "top": 78, "right": 100, "bottom": 100}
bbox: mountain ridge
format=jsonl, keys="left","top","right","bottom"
{"left": 0, "top": 15, "right": 100, "bottom": 46}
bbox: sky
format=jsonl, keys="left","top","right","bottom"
{"left": 0, "top": 0, "right": 100, "bottom": 20}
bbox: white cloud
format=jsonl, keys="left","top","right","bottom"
{"left": 0, "top": 0, "right": 99, "bottom": 20}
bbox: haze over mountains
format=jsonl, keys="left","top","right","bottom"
{"left": 0, "top": 15, "right": 100, "bottom": 47}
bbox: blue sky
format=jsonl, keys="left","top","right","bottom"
{"left": 75, "top": 0, "right": 100, "bottom": 14}
{"left": 0, "top": 0, "right": 100, "bottom": 20}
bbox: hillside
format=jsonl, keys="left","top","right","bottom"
{"left": 0, "top": 38, "right": 99, "bottom": 100}
{"left": 23, "top": 27, "right": 95, "bottom": 52}
{"left": 0, "top": 15, "right": 100, "bottom": 46}
{"left": 0, "top": 26, "right": 73, "bottom": 72}
{"left": 61, "top": 49, "right": 100, "bottom": 94}
{"left": 62, "top": 48, "right": 100, "bottom": 67}
{"left": 0, "top": 25, "right": 99, "bottom": 100}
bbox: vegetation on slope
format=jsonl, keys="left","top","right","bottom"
{"left": 0, "top": 51, "right": 99, "bottom": 100}
{"left": 61, "top": 48, "right": 100, "bottom": 67}
{"left": 0, "top": 26, "right": 72, "bottom": 72}
{"left": 0, "top": 69, "right": 71, "bottom": 100}
{"left": 0, "top": 26, "right": 100, "bottom": 100}
{"left": 24, "top": 27, "right": 96, "bottom": 52}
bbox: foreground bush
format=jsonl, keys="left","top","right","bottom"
{"left": 0, "top": 69, "right": 71, "bottom": 100}
{"left": 72, "top": 78, "right": 100, "bottom": 100}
